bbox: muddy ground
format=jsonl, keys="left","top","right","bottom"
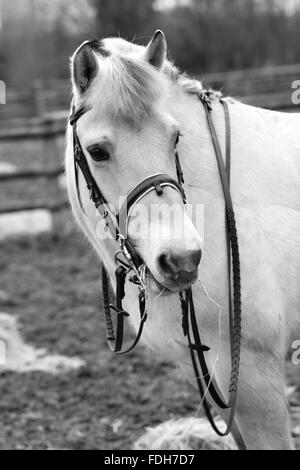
{"left": 0, "top": 226, "right": 200, "bottom": 450}
{"left": 0, "top": 224, "right": 299, "bottom": 450}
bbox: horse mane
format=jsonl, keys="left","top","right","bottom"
{"left": 75, "top": 38, "right": 222, "bottom": 126}
{"left": 165, "top": 61, "right": 222, "bottom": 99}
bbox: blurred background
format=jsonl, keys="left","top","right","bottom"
{"left": 2, "top": 0, "right": 300, "bottom": 122}
{"left": 0, "top": 0, "right": 299, "bottom": 450}
{"left": 3, "top": 0, "right": 300, "bottom": 86}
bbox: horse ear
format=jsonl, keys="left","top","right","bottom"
{"left": 72, "top": 42, "right": 98, "bottom": 93}
{"left": 145, "top": 30, "right": 167, "bottom": 70}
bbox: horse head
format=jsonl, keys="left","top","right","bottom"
{"left": 69, "top": 31, "right": 203, "bottom": 295}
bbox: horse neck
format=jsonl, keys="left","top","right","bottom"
{"left": 171, "top": 89, "right": 300, "bottom": 211}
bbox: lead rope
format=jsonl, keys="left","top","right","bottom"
{"left": 178, "top": 94, "right": 242, "bottom": 437}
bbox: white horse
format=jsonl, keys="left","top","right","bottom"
{"left": 65, "top": 31, "right": 300, "bottom": 450}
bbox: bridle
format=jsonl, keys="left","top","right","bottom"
{"left": 70, "top": 105, "right": 185, "bottom": 354}
{"left": 69, "top": 89, "right": 242, "bottom": 439}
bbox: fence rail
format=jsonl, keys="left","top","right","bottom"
{"left": 0, "top": 113, "right": 67, "bottom": 141}
{"left": 1, "top": 63, "right": 300, "bottom": 121}
{"left": 0, "top": 200, "right": 69, "bottom": 216}
{"left": 0, "top": 80, "right": 71, "bottom": 121}
{"left": 0, "top": 167, "right": 64, "bottom": 182}
{"left": 0, "top": 115, "right": 67, "bottom": 217}
{"left": 0, "top": 161, "right": 67, "bottom": 215}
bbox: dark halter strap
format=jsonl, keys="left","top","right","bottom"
{"left": 118, "top": 173, "right": 184, "bottom": 237}
{"left": 70, "top": 104, "right": 108, "bottom": 210}
{"left": 69, "top": 91, "right": 242, "bottom": 441}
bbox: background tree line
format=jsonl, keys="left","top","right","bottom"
{"left": 1, "top": 0, "right": 300, "bottom": 88}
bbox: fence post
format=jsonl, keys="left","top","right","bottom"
{"left": 41, "top": 117, "right": 65, "bottom": 235}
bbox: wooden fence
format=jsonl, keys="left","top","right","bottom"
{"left": 1, "top": 63, "right": 300, "bottom": 121}
{"left": 0, "top": 114, "right": 67, "bottom": 216}
{"left": 0, "top": 63, "right": 300, "bottom": 218}
{"left": 0, "top": 168, "right": 67, "bottom": 215}
{"left": 0, "top": 80, "right": 71, "bottom": 121}
{"left": 203, "top": 63, "right": 300, "bottom": 112}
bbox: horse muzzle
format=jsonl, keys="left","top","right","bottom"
{"left": 144, "top": 247, "right": 202, "bottom": 295}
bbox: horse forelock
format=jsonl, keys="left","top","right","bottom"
{"left": 75, "top": 42, "right": 169, "bottom": 127}
{"left": 72, "top": 37, "right": 218, "bottom": 127}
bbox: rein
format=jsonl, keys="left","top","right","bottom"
{"left": 69, "top": 91, "right": 242, "bottom": 437}
{"left": 180, "top": 95, "right": 242, "bottom": 436}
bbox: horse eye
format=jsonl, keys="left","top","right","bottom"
{"left": 88, "top": 146, "right": 110, "bottom": 162}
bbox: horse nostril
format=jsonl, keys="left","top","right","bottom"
{"left": 157, "top": 253, "right": 178, "bottom": 276}
{"left": 190, "top": 249, "right": 202, "bottom": 270}
{"left": 157, "top": 249, "right": 202, "bottom": 277}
